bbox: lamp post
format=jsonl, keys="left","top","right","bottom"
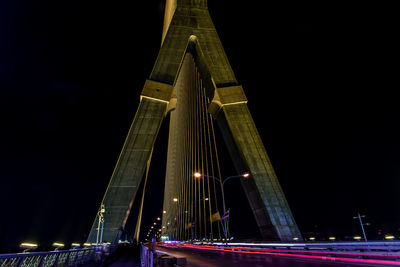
{"left": 96, "top": 204, "right": 105, "bottom": 244}
{"left": 353, "top": 213, "right": 369, "bottom": 242}
{"left": 194, "top": 172, "right": 250, "bottom": 243}
{"left": 20, "top": 242, "right": 38, "bottom": 253}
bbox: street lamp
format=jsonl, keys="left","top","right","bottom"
{"left": 353, "top": 213, "right": 369, "bottom": 242}
{"left": 96, "top": 204, "right": 105, "bottom": 244}
{"left": 52, "top": 242, "right": 65, "bottom": 251}
{"left": 20, "top": 242, "right": 38, "bottom": 252}
{"left": 385, "top": 235, "right": 395, "bottom": 240}
{"left": 193, "top": 172, "right": 250, "bottom": 242}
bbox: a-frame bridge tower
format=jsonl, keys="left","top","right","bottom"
{"left": 87, "top": 0, "right": 302, "bottom": 243}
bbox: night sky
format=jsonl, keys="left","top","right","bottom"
{"left": 1, "top": 1, "right": 399, "bottom": 252}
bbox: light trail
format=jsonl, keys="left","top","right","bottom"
{"left": 158, "top": 242, "right": 400, "bottom": 266}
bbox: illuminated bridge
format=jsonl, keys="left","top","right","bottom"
{"left": 1, "top": 0, "right": 399, "bottom": 267}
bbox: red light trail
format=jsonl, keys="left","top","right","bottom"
{"left": 158, "top": 242, "right": 400, "bottom": 266}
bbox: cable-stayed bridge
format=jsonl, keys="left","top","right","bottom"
{"left": 2, "top": 1, "right": 399, "bottom": 266}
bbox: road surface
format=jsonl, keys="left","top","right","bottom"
{"left": 156, "top": 246, "right": 397, "bottom": 267}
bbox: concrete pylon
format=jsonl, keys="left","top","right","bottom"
{"left": 87, "top": 0, "right": 302, "bottom": 243}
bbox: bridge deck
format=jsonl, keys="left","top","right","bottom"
{"left": 156, "top": 246, "right": 366, "bottom": 267}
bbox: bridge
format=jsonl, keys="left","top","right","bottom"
{"left": 3, "top": 241, "right": 400, "bottom": 266}
{"left": 1, "top": 0, "right": 398, "bottom": 266}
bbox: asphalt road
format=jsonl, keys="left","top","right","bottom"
{"left": 156, "top": 246, "right": 396, "bottom": 267}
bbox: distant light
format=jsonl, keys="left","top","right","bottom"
{"left": 157, "top": 217, "right": 161, "bottom": 220}
{"left": 20, "top": 243, "right": 38, "bottom": 249}
{"left": 329, "top": 237, "right": 336, "bottom": 240}
{"left": 173, "top": 198, "right": 178, "bottom": 202}
{"left": 385, "top": 235, "right": 395, "bottom": 240}
{"left": 242, "top": 173, "right": 250, "bottom": 177}
{"left": 205, "top": 198, "right": 209, "bottom": 201}
{"left": 162, "top": 226, "right": 165, "bottom": 229}
{"left": 83, "top": 243, "right": 92, "bottom": 247}
{"left": 353, "top": 236, "right": 362, "bottom": 240}
{"left": 154, "top": 222, "right": 156, "bottom": 225}
{"left": 309, "top": 237, "right": 316, "bottom": 241}
{"left": 52, "top": 242, "right": 65, "bottom": 248}
{"left": 163, "top": 210, "right": 167, "bottom": 214}
{"left": 151, "top": 226, "right": 154, "bottom": 229}
{"left": 293, "top": 237, "right": 299, "bottom": 241}
{"left": 71, "top": 243, "right": 81, "bottom": 247}
{"left": 158, "top": 229, "right": 162, "bottom": 232}
{"left": 194, "top": 172, "right": 201, "bottom": 178}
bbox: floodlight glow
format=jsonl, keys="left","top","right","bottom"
{"left": 309, "top": 237, "right": 315, "bottom": 241}
{"left": 71, "top": 243, "right": 81, "bottom": 247}
{"left": 194, "top": 172, "right": 201, "bottom": 178}
{"left": 52, "top": 242, "right": 65, "bottom": 248}
{"left": 173, "top": 198, "right": 178, "bottom": 202}
{"left": 83, "top": 243, "right": 92, "bottom": 246}
{"left": 242, "top": 173, "right": 250, "bottom": 177}
{"left": 353, "top": 236, "right": 362, "bottom": 240}
{"left": 329, "top": 237, "right": 336, "bottom": 240}
{"left": 385, "top": 235, "right": 395, "bottom": 240}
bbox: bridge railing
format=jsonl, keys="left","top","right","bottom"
{"left": 0, "top": 247, "right": 96, "bottom": 267}
{"left": 204, "top": 241, "right": 400, "bottom": 253}
{"left": 140, "top": 244, "right": 186, "bottom": 267}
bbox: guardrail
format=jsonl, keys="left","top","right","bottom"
{"left": 140, "top": 244, "right": 186, "bottom": 267}
{"left": 0, "top": 248, "right": 95, "bottom": 267}
{"left": 205, "top": 241, "right": 400, "bottom": 252}
{"left": 159, "top": 241, "right": 400, "bottom": 266}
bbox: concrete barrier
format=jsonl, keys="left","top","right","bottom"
{"left": 140, "top": 244, "right": 186, "bottom": 267}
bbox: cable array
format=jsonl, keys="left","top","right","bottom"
{"left": 162, "top": 54, "right": 224, "bottom": 241}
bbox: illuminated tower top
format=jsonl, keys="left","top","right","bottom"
{"left": 162, "top": 0, "right": 208, "bottom": 43}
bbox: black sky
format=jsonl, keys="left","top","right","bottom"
{"left": 1, "top": 1, "right": 399, "bottom": 252}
